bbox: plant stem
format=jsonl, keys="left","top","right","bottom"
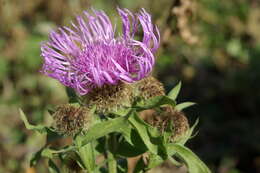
{"left": 107, "top": 134, "right": 117, "bottom": 173}
{"left": 108, "top": 150, "right": 117, "bottom": 173}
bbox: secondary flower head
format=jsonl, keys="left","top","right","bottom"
{"left": 41, "top": 8, "right": 160, "bottom": 95}
{"left": 142, "top": 106, "right": 189, "bottom": 142}
{"left": 52, "top": 104, "right": 91, "bottom": 136}
{"left": 135, "top": 76, "right": 165, "bottom": 100}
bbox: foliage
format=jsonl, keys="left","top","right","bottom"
{"left": 20, "top": 84, "right": 210, "bottom": 173}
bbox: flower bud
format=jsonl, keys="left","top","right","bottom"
{"left": 83, "top": 82, "right": 134, "bottom": 114}
{"left": 141, "top": 106, "right": 189, "bottom": 142}
{"left": 52, "top": 104, "right": 91, "bottom": 136}
{"left": 135, "top": 76, "right": 165, "bottom": 100}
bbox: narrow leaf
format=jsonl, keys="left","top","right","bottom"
{"left": 80, "top": 116, "right": 129, "bottom": 147}
{"left": 167, "top": 144, "right": 211, "bottom": 173}
{"left": 147, "top": 153, "right": 164, "bottom": 169}
{"left": 175, "top": 118, "right": 199, "bottom": 145}
{"left": 41, "top": 147, "right": 76, "bottom": 159}
{"left": 30, "top": 146, "right": 75, "bottom": 167}
{"left": 116, "top": 140, "right": 146, "bottom": 157}
{"left": 168, "top": 81, "right": 182, "bottom": 100}
{"left": 30, "top": 148, "right": 44, "bottom": 166}
{"left": 128, "top": 112, "right": 158, "bottom": 154}
{"left": 20, "top": 109, "right": 62, "bottom": 142}
{"left": 41, "top": 148, "right": 54, "bottom": 158}
{"left": 175, "top": 102, "right": 196, "bottom": 111}
{"left": 133, "top": 156, "right": 146, "bottom": 173}
{"left": 20, "top": 108, "right": 47, "bottom": 133}
{"left": 120, "top": 124, "right": 133, "bottom": 145}
{"left": 136, "top": 96, "right": 176, "bottom": 110}
{"left": 76, "top": 141, "right": 96, "bottom": 172}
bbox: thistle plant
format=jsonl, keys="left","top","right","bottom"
{"left": 21, "top": 8, "right": 211, "bottom": 173}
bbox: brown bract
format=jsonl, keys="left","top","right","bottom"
{"left": 135, "top": 76, "right": 165, "bottom": 100}
{"left": 52, "top": 104, "right": 90, "bottom": 136}
{"left": 83, "top": 82, "right": 134, "bottom": 114}
{"left": 140, "top": 106, "right": 189, "bottom": 142}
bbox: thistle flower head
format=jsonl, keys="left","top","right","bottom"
{"left": 41, "top": 8, "right": 160, "bottom": 95}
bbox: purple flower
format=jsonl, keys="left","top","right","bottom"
{"left": 41, "top": 8, "right": 160, "bottom": 95}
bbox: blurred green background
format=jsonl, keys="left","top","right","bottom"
{"left": 1, "top": 0, "right": 260, "bottom": 172}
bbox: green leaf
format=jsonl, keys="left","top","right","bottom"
{"left": 146, "top": 151, "right": 181, "bottom": 170}
{"left": 116, "top": 130, "right": 147, "bottom": 157}
{"left": 111, "top": 108, "right": 132, "bottom": 116}
{"left": 20, "top": 108, "right": 47, "bottom": 133}
{"left": 128, "top": 111, "right": 169, "bottom": 163}
{"left": 20, "top": 108, "right": 62, "bottom": 142}
{"left": 41, "top": 147, "right": 76, "bottom": 159}
{"left": 175, "top": 102, "right": 196, "bottom": 111}
{"left": 75, "top": 135, "right": 96, "bottom": 172}
{"left": 133, "top": 157, "right": 146, "bottom": 173}
{"left": 135, "top": 96, "right": 176, "bottom": 110}
{"left": 30, "top": 146, "right": 75, "bottom": 167}
{"left": 175, "top": 119, "right": 199, "bottom": 145}
{"left": 119, "top": 123, "right": 134, "bottom": 145}
{"left": 147, "top": 153, "right": 164, "bottom": 169}
{"left": 30, "top": 148, "right": 44, "bottom": 166}
{"left": 128, "top": 112, "right": 158, "bottom": 154}
{"left": 167, "top": 144, "right": 211, "bottom": 173}
{"left": 77, "top": 142, "right": 96, "bottom": 172}
{"left": 168, "top": 81, "right": 182, "bottom": 100}
{"left": 42, "top": 148, "right": 54, "bottom": 159}
{"left": 80, "top": 116, "right": 129, "bottom": 147}
{"left": 145, "top": 134, "right": 168, "bottom": 169}
{"left": 116, "top": 141, "right": 146, "bottom": 157}
{"left": 48, "top": 160, "right": 60, "bottom": 173}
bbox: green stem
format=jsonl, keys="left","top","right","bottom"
{"left": 107, "top": 134, "right": 117, "bottom": 173}
{"left": 108, "top": 150, "right": 117, "bottom": 173}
